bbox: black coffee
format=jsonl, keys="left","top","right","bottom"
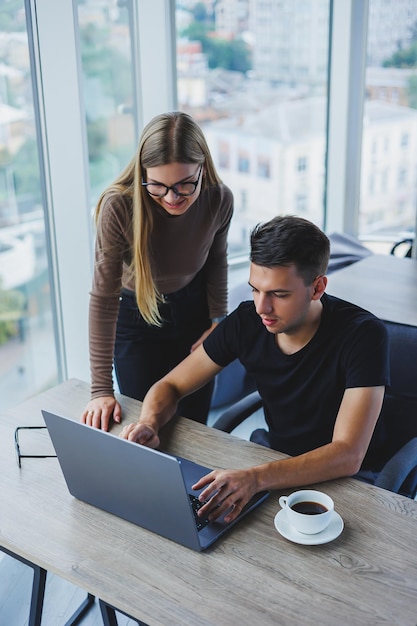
{"left": 291, "top": 501, "right": 328, "bottom": 515}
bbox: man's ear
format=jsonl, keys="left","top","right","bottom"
{"left": 312, "top": 275, "right": 327, "bottom": 299}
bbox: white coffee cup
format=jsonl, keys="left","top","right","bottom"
{"left": 279, "top": 489, "right": 334, "bottom": 535}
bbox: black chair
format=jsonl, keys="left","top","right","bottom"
{"left": 390, "top": 237, "right": 414, "bottom": 258}
{"left": 210, "top": 280, "right": 257, "bottom": 410}
{"left": 327, "top": 232, "right": 373, "bottom": 273}
{"left": 360, "top": 321, "right": 417, "bottom": 498}
{"left": 211, "top": 321, "right": 417, "bottom": 499}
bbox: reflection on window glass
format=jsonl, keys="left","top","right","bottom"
{"left": 175, "top": 0, "right": 330, "bottom": 255}
{"left": 360, "top": 0, "right": 417, "bottom": 245}
{"left": 76, "top": 0, "right": 137, "bottom": 206}
{"left": 0, "top": 2, "right": 58, "bottom": 409}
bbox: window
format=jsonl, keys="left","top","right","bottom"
{"left": 238, "top": 150, "right": 250, "bottom": 173}
{"left": 257, "top": 156, "right": 270, "bottom": 178}
{"left": 1, "top": 0, "right": 182, "bottom": 409}
{"left": 76, "top": 1, "right": 138, "bottom": 205}
{"left": 295, "top": 193, "right": 308, "bottom": 214}
{"left": 359, "top": 0, "right": 417, "bottom": 240}
{"left": 297, "top": 157, "right": 308, "bottom": 172}
{"left": 400, "top": 133, "right": 409, "bottom": 148}
{"left": 3, "top": 1, "right": 416, "bottom": 412}
{"left": 398, "top": 167, "right": 408, "bottom": 186}
{"left": 175, "top": 0, "right": 330, "bottom": 255}
{"left": 0, "top": 1, "right": 59, "bottom": 409}
{"left": 218, "top": 140, "right": 231, "bottom": 169}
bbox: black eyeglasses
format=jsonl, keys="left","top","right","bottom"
{"left": 142, "top": 165, "right": 203, "bottom": 198}
{"left": 14, "top": 426, "right": 56, "bottom": 468}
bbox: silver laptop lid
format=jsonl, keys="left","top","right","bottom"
{"left": 42, "top": 410, "right": 269, "bottom": 551}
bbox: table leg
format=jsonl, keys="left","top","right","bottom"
{"left": 1, "top": 548, "right": 46, "bottom": 626}
{"left": 64, "top": 592, "right": 95, "bottom": 626}
{"left": 99, "top": 599, "right": 147, "bottom": 626}
{"left": 0, "top": 547, "right": 95, "bottom": 626}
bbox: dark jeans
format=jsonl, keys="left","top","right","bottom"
{"left": 114, "top": 272, "right": 213, "bottom": 424}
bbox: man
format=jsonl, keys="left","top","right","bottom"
{"left": 119, "top": 216, "right": 389, "bottom": 524}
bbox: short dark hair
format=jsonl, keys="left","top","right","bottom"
{"left": 250, "top": 215, "right": 330, "bottom": 285}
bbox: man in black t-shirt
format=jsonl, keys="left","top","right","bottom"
{"left": 120, "top": 216, "right": 389, "bottom": 525}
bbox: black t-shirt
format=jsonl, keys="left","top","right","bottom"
{"left": 204, "top": 293, "right": 390, "bottom": 459}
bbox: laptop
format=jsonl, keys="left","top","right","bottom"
{"left": 42, "top": 410, "right": 269, "bottom": 551}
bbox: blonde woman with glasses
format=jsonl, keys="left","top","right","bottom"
{"left": 81, "top": 112, "right": 233, "bottom": 431}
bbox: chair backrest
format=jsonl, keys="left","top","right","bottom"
{"left": 369, "top": 322, "right": 417, "bottom": 466}
{"left": 211, "top": 280, "right": 256, "bottom": 409}
{"left": 327, "top": 232, "right": 373, "bottom": 274}
{"left": 390, "top": 237, "right": 414, "bottom": 258}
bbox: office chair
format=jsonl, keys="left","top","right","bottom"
{"left": 326, "top": 232, "right": 373, "bottom": 272}
{"left": 210, "top": 281, "right": 257, "bottom": 410}
{"left": 360, "top": 321, "right": 417, "bottom": 498}
{"left": 211, "top": 322, "right": 417, "bottom": 500}
{"left": 390, "top": 237, "right": 414, "bottom": 258}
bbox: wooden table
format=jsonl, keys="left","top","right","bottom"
{"left": 1, "top": 379, "right": 417, "bottom": 626}
{"left": 327, "top": 254, "right": 417, "bottom": 326}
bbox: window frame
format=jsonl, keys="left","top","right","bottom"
{"left": 29, "top": 0, "right": 407, "bottom": 387}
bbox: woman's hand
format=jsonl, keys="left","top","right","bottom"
{"left": 81, "top": 396, "right": 122, "bottom": 431}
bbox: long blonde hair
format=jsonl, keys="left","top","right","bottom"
{"left": 95, "top": 111, "right": 222, "bottom": 325}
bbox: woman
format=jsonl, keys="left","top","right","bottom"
{"left": 81, "top": 111, "right": 233, "bottom": 430}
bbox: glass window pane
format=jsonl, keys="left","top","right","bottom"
{"left": 175, "top": 0, "right": 330, "bottom": 256}
{"left": 0, "top": 2, "right": 59, "bottom": 409}
{"left": 76, "top": 0, "right": 138, "bottom": 206}
{"left": 360, "top": 0, "right": 417, "bottom": 250}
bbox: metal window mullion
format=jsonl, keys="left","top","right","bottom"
{"left": 25, "top": 0, "right": 67, "bottom": 382}
{"left": 134, "top": 0, "right": 177, "bottom": 126}
{"left": 325, "top": 0, "right": 369, "bottom": 236}
{"left": 27, "top": 0, "right": 92, "bottom": 382}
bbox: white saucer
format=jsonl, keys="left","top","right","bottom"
{"left": 274, "top": 509, "right": 344, "bottom": 545}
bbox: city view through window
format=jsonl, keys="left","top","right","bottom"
{"left": 0, "top": 3, "right": 59, "bottom": 409}
{"left": 176, "top": 0, "right": 417, "bottom": 252}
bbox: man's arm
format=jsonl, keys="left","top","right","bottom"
{"left": 194, "top": 385, "right": 385, "bottom": 523}
{"left": 119, "top": 344, "right": 223, "bottom": 447}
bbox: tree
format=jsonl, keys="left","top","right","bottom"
{"left": 11, "top": 139, "right": 42, "bottom": 204}
{"left": 382, "top": 29, "right": 417, "bottom": 110}
{"left": 408, "top": 75, "right": 417, "bottom": 109}
{"left": 79, "top": 23, "right": 132, "bottom": 106}
{"left": 192, "top": 2, "right": 212, "bottom": 24}
{"left": 383, "top": 20, "right": 417, "bottom": 69}
{"left": 383, "top": 42, "right": 417, "bottom": 68}
{"left": 0, "top": 0, "right": 25, "bottom": 32}
{"left": 181, "top": 23, "right": 252, "bottom": 74}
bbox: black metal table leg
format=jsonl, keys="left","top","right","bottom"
{"left": 64, "top": 592, "right": 95, "bottom": 625}
{"left": 99, "top": 599, "right": 147, "bottom": 626}
{"left": 1, "top": 548, "right": 46, "bottom": 626}
{"left": 29, "top": 564, "right": 47, "bottom": 626}
{"left": 1, "top": 547, "right": 95, "bottom": 625}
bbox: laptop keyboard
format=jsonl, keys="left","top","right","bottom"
{"left": 189, "top": 494, "right": 210, "bottom": 532}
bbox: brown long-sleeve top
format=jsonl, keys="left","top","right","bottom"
{"left": 89, "top": 183, "right": 234, "bottom": 398}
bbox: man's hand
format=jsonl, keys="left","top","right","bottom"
{"left": 119, "top": 422, "right": 160, "bottom": 449}
{"left": 192, "top": 467, "right": 258, "bottom": 524}
{"left": 81, "top": 396, "right": 121, "bottom": 431}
